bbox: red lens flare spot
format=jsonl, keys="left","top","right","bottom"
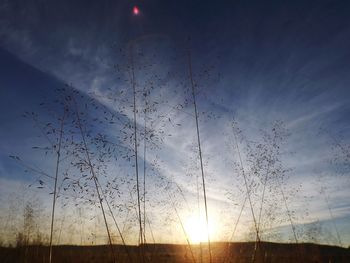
{"left": 133, "top": 6, "right": 140, "bottom": 15}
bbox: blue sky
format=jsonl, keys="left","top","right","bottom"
{"left": 0, "top": 0, "right": 350, "bottom": 246}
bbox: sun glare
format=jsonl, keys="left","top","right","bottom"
{"left": 184, "top": 215, "right": 217, "bottom": 244}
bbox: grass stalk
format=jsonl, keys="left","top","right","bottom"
{"left": 72, "top": 97, "right": 116, "bottom": 263}
{"left": 231, "top": 126, "right": 262, "bottom": 263}
{"left": 188, "top": 49, "right": 212, "bottom": 263}
{"left": 129, "top": 45, "right": 145, "bottom": 262}
{"left": 169, "top": 193, "right": 197, "bottom": 263}
{"left": 143, "top": 105, "right": 147, "bottom": 245}
{"left": 49, "top": 106, "right": 67, "bottom": 263}
{"left": 96, "top": 179, "right": 133, "bottom": 262}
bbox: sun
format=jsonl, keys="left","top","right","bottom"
{"left": 184, "top": 215, "right": 217, "bottom": 244}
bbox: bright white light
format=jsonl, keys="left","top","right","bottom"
{"left": 184, "top": 215, "right": 216, "bottom": 244}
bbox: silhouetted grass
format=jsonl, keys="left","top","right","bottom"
{"left": 1, "top": 242, "right": 349, "bottom": 263}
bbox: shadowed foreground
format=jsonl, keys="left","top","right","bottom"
{"left": 0, "top": 242, "right": 349, "bottom": 263}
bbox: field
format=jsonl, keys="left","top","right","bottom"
{"left": 1, "top": 242, "right": 349, "bottom": 263}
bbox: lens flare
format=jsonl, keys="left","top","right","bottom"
{"left": 133, "top": 6, "right": 140, "bottom": 15}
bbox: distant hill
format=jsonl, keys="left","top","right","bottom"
{"left": 1, "top": 241, "right": 349, "bottom": 262}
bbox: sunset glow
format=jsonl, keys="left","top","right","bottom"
{"left": 184, "top": 215, "right": 217, "bottom": 244}
{"left": 1, "top": 1, "right": 350, "bottom": 262}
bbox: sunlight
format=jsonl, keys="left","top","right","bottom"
{"left": 184, "top": 215, "right": 217, "bottom": 244}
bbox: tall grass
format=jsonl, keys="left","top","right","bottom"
{"left": 168, "top": 192, "right": 197, "bottom": 263}
{"left": 49, "top": 105, "right": 67, "bottom": 263}
{"left": 187, "top": 49, "right": 212, "bottom": 263}
{"left": 72, "top": 95, "right": 116, "bottom": 263}
{"left": 231, "top": 123, "right": 262, "bottom": 263}
{"left": 5, "top": 41, "right": 349, "bottom": 263}
{"left": 129, "top": 45, "right": 145, "bottom": 262}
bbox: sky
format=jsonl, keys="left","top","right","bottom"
{"left": 0, "top": 0, "right": 350, "bottom": 246}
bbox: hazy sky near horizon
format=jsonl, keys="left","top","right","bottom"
{"left": 0, "top": 0, "right": 350, "bottom": 246}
